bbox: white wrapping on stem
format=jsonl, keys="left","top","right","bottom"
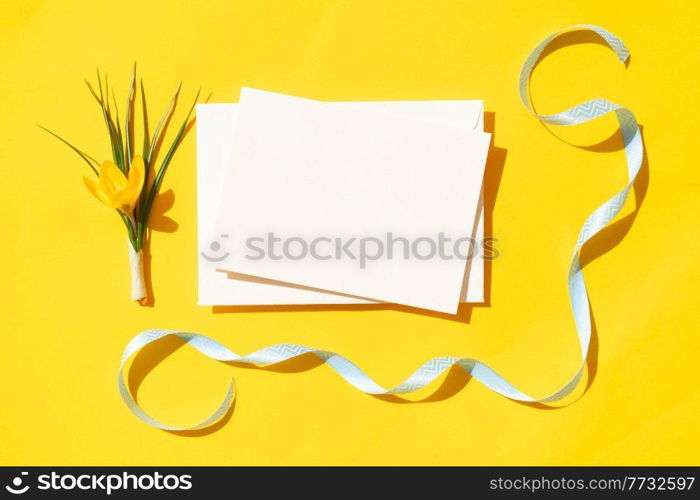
{"left": 128, "top": 240, "right": 146, "bottom": 301}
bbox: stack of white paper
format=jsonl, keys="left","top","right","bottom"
{"left": 196, "top": 88, "right": 491, "bottom": 315}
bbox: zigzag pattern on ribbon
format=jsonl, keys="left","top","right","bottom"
{"left": 118, "top": 25, "right": 644, "bottom": 430}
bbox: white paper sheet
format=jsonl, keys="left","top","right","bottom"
{"left": 197, "top": 98, "right": 488, "bottom": 308}
{"left": 206, "top": 88, "right": 490, "bottom": 314}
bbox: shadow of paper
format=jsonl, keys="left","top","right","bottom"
{"left": 212, "top": 111, "right": 507, "bottom": 324}
{"left": 481, "top": 112, "right": 507, "bottom": 307}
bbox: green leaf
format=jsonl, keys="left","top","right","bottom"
{"left": 85, "top": 79, "right": 101, "bottom": 104}
{"left": 117, "top": 210, "right": 138, "bottom": 250}
{"left": 141, "top": 88, "right": 200, "bottom": 231}
{"left": 38, "top": 125, "right": 99, "bottom": 176}
{"left": 112, "top": 89, "right": 126, "bottom": 169}
{"left": 136, "top": 82, "right": 182, "bottom": 239}
{"left": 145, "top": 82, "right": 181, "bottom": 166}
{"left": 137, "top": 78, "right": 151, "bottom": 221}
{"left": 124, "top": 63, "right": 136, "bottom": 171}
{"left": 94, "top": 69, "right": 124, "bottom": 172}
{"left": 140, "top": 79, "right": 150, "bottom": 159}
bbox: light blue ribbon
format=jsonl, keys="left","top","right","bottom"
{"left": 118, "top": 25, "right": 644, "bottom": 430}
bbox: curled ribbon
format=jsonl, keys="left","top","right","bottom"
{"left": 119, "top": 25, "right": 644, "bottom": 430}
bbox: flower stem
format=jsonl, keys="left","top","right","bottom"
{"left": 118, "top": 210, "right": 138, "bottom": 249}
{"left": 136, "top": 219, "right": 145, "bottom": 251}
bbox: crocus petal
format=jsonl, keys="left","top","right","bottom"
{"left": 83, "top": 177, "right": 120, "bottom": 209}
{"left": 99, "top": 161, "right": 129, "bottom": 200}
{"left": 122, "top": 156, "right": 145, "bottom": 207}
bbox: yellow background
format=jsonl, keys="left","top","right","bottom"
{"left": 1, "top": 0, "right": 698, "bottom": 465}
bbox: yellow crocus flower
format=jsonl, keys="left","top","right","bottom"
{"left": 84, "top": 156, "right": 145, "bottom": 214}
